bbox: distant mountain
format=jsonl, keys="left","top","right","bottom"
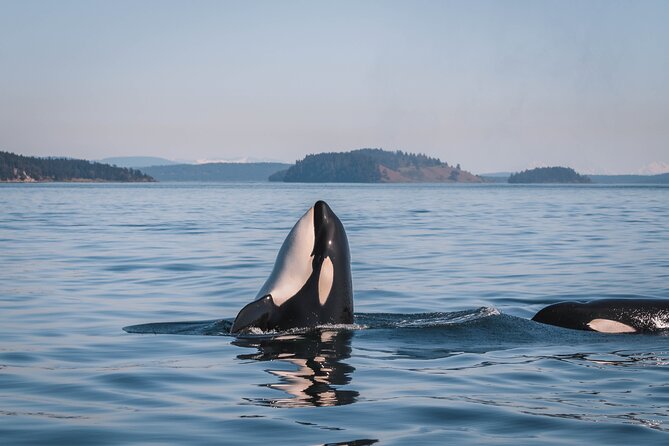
{"left": 591, "top": 173, "right": 669, "bottom": 184}
{"left": 271, "top": 149, "right": 482, "bottom": 183}
{"left": 508, "top": 167, "right": 591, "bottom": 184}
{"left": 194, "top": 156, "right": 286, "bottom": 164}
{"left": 1, "top": 151, "right": 154, "bottom": 182}
{"left": 100, "top": 156, "right": 180, "bottom": 168}
{"left": 141, "top": 162, "right": 291, "bottom": 181}
{"left": 636, "top": 161, "right": 669, "bottom": 175}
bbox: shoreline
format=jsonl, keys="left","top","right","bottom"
{"left": 0, "top": 178, "right": 156, "bottom": 183}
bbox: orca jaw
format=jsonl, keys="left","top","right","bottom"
{"left": 531, "top": 302, "right": 588, "bottom": 331}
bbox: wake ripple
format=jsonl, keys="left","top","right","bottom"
{"left": 122, "top": 307, "right": 500, "bottom": 336}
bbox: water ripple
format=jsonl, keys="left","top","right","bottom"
{"left": 2, "top": 183, "right": 669, "bottom": 444}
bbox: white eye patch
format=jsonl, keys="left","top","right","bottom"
{"left": 587, "top": 319, "right": 636, "bottom": 333}
{"left": 318, "top": 257, "right": 334, "bottom": 306}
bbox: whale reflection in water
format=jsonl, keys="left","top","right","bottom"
{"left": 233, "top": 329, "right": 357, "bottom": 408}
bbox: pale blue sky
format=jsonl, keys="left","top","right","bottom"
{"left": 1, "top": 0, "right": 668, "bottom": 173}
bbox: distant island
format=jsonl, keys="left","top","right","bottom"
{"left": 483, "top": 170, "right": 669, "bottom": 184}
{"left": 590, "top": 173, "right": 669, "bottom": 184}
{"left": 270, "top": 148, "right": 482, "bottom": 183}
{"left": 0, "top": 151, "right": 154, "bottom": 183}
{"left": 141, "top": 162, "right": 291, "bottom": 182}
{"left": 6, "top": 149, "right": 667, "bottom": 185}
{"left": 508, "top": 167, "right": 591, "bottom": 184}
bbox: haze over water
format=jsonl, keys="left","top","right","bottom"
{"left": 1, "top": 182, "right": 668, "bottom": 444}
{"left": 2, "top": 1, "right": 668, "bottom": 174}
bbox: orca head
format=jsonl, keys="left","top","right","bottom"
{"left": 231, "top": 201, "right": 353, "bottom": 334}
{"left": 531, "top": 302, "right": 589, "bottom": 331}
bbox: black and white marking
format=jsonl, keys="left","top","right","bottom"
{"left": 531, "top": 299, "right": 669, "bottom": 334}
{"left": 230, "top": 201, "right": 353, "bottom": 334}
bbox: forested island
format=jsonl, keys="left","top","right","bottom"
{"left": 270, "top": 149, "right": 482, "bottom": 183}
{"left": 508, "top": 167, "right": 591, "bottom": 184}
{"left": 0, "top": 151, "right": 154, "bottom": 182}
{"left": 7, "top": 149, "right": 664, "bottom": 185}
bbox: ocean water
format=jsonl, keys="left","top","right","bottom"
{"left": 1, "top": 182, "right": 668, "bottom": 445}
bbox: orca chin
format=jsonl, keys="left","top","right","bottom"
{"left": 531, "top": 299, "right": 669, "bottom": 334}
{"left": 231, "top": 201, "right": 353, "bottom": 334}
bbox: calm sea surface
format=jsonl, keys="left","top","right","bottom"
{"left": 1, "top": 182, "right": 668, "bottom": 445}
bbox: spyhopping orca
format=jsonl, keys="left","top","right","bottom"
{"left": 532, "top": 299, "right": 669, "bottom": 334}
{"left": 230, "top": 201, "right": 353, "bottom": 334}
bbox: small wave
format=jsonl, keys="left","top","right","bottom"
{"left": 238, "top": 322, "right": 368, "bottom": 338}
{"left": 123, "top": 319, "right": 232, "bottom": 336}
{"left": 355, "top": 307, "right": 500, "bottom": 329}
{"left": 123, "top": 307, "right": 502, "bottom": 337}
{"left": 652, "top": 318, "right": 669, "bottom": 330}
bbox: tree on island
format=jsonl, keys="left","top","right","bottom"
{"left": 508, "top": 166, "right": 591, "bottom": 184}
{"left": 0, "top": 151, "right": 154, "bottom": 182}
{"left": 282, "top": 150, "right": 382, "bottom": 182}
{"left": 274, "top": 148, "right": 471, "bottom": 183}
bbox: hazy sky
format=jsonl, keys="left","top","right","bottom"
{"left": 1, "top": 0, "right": 668, "bottom": 173}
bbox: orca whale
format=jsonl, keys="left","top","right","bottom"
{"left": 230, "top": 201, "right": 353, "bottom": 334}
{"left": 531, "top": 299, "right": 669, "bottom": 333}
